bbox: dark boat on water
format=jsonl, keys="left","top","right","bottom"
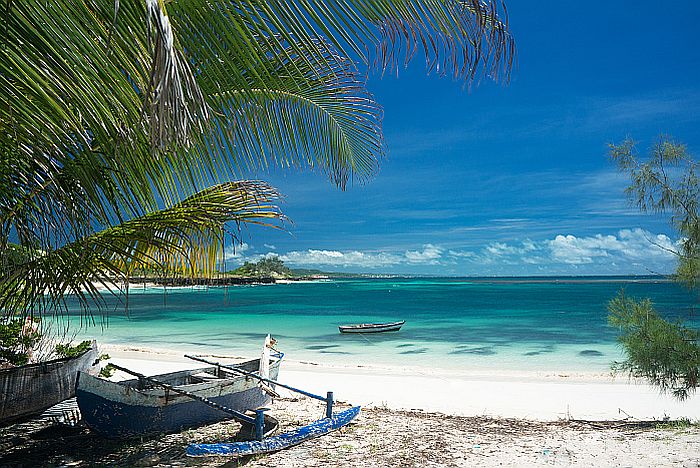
{"left": 338, "top": 320, "right": 405, "bottom": 334}
{"left": 76, "top": 354, "right": 282, "bottom": 438}
{"left": 0, "top": 341, "right": 98, "bottom": 424}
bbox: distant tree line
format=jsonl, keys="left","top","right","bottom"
{"left": 231, "top": 257, "right": 291, "bottom": 278}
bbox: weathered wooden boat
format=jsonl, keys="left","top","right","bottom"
{"left": 338, "top": 320, "right": 405, "bottom": 333}
{"left": 0, "top": 340, "right": 98, "bottom": 425}
{"left": 187, "top": 405, "right": 361, "bottom": 457}
{"left": 76, "top": 354, "right": 282, "bottom": 438}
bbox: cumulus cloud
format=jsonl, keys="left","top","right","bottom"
{"left": 223, "top": 242, "right": 250, "bottom": 260}
{"left": 279, "top": 249, "right": 402, "bottom": 269}
{"left": 547, "top": 229, "right": 677, "bottom": 265}
{"left": 221, "top": 229, "right": 679, "bottom": 274}
{"left": 476, "top": 228, "right": 678, "bottom": 272}
{"left": 276, "top": 244, "right": 447, "bottom": 269}
{"left": 447, "top": 250, "right": 476, "bottom": 258}
{"left": 485, "top": 241, "right": 535, "bottom": 256}
{"left": 404, "top": 244, "right": 443, "bottom": 264}
{"left": 548, "top": 234, "right": 615, "bottom": 264}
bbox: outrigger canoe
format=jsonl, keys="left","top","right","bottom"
{"left": 76, "top": 353, "right": 282, "bottom": 438}
{"left": 338, "top": 320, "right": 405, "bottom": 333}
{"left": 0, "top": 341, "right": 98, "bottom": 424}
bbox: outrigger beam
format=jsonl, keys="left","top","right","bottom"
{"left": 108, "top": 363, "right": 255, "bottom": 425}
{"left": 184, "top": 354, "right": 334, "bottom": 419}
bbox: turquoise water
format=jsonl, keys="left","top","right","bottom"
{"left": 62, "top": 277, "right": 699, "bottom": 372}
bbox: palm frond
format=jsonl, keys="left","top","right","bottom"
{"left": 198, "top": 37, "right": 384, "bottom": 188}
{"left": 171, "top": 0, "right": 514, "bottom": 85}
{"left": 0, "top": 181, "right": 284, "bottom": 318}
{"left": 145, "top": 0, "right": 210, "bottom": 151}
{"left": 0, "top": 0, "right": 515, "bottom": 318}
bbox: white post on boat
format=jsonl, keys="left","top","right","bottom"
{"left": 259, "top": 334, "right": 271, "bottom": 379}
{"left": 326, "top": 391, "right": 334, "bottom": 419}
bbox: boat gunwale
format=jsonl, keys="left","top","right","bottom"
{"left": 0, "top": 340, "right": 97, "bottom": 375}
{"left": 77, "top": 357, "right": 282, "bottom": 405}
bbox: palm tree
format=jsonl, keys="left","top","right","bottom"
{"left": 0, "top": 1, "right": 514, "bottom": 320}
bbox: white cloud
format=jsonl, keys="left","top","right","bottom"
{"left": 279, "top": 249, "right": 402, "bottom": 269}
{"left": 473, "top": 228, "right": 678, "bottom": 272}
{"left": 547, "top": 229, "right": 677, "bottom": 265}
{"left": 264, "top": 244, "right": 277, "bottom": 250}
{"left": 223, "top": 242, "right": 250, "bottom": 260}
{"left": 221, "top": 229, "right": 679, "bottom": 274}
{"left": 277, "top": 244, "right": 446, "bottom": 269}
{"left": 548, "top": 234, "right": 615, "bottom": 264}
{"left": 482, "top": 239, "right": 540, "bottom": 262}
{"left": 448, "top": 250, "right": 476, "bottom": 258}
{"left": 404, "top": 244, "right": 443, "bottom": 264}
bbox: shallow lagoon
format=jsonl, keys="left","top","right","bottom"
{"left": 61, "top": 277, "right": 698, "bottom": 372}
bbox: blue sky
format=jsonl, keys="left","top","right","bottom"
{"left": 228, "top": 1, "right": 700, "bottom": 276}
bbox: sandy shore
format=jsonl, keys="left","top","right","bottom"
{"left": 2, "top": 343, "right": 698, "bottom": 467}
{"left": 3, "top": 397, "right": 698, "bottom": 467}
{"left": 102, "top": 344, "right": 700, "bottom": 422}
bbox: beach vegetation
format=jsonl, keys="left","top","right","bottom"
{"left": 1, "top": 1, "right": 513, "bottom": 323}
{"left": 609, "top": 137, "right": 700, "bottom": 400}
{"left": 0, "top": 317, "right": 41, "bottom": 366}
{"left": 99, "top": 364, "right": 117, "bottom": 379}
{"left": 54, "top": 340, "right": 93, "bottom": 359}
{"left": 230, "top": 257, "right": 291, "bottom": 278}
{"left": 654, "top": 417, "right": 698, "bottom": 431}
{"left": 608, "top": 293, "right": 699, "bottom": 400}
{"left": 0, "top": 316, "right": 97, "bottom": 366}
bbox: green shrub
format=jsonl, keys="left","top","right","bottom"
{"left": 55, "top": 340, "right": 92, "bottom": 358}
{"left": 0, "top": 318, "right": 42, "bottom": 366}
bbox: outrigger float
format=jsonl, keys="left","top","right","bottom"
{"left": 185, "top": 355, "right": 360, "bottom": 458}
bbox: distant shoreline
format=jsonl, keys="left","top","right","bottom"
{"left": 117, "top": 274, "right": 672, "bottom": 288}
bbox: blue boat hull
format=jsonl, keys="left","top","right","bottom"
{"left": 187, "top": 406, "right": 361, "bottom": 457}
{"left": 76, "top": 358, "right": 280, "bottom": 438}
{"left": 76, "top": 383, "right": 269, "bottom": 438}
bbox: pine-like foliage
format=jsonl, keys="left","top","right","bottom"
{"left": 608, "top": 293, "right": 700, "bottom": 400}
{"left": 609, "top": 137, "right": 700, "bottom": 400}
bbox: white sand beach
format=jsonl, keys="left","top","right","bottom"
{"left": 3, "top": 343, "right": 698, "bottom": 467}
{"left": 103, "top": 344, "right": 700, "bottom": 422}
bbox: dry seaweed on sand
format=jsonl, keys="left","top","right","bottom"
{"left": 1, "top": 397, "right": 698, "bottom": 467}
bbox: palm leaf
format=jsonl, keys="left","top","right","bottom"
{"left": 1, "top": 0, "right": 514, "bottom": 208}
{"left": 0, "top": 181, "right": 283, "bottom": 318}
{"left": 0, "top": 1, "right": 514, "bottom": 317}
{"left": 198, "top": 37, "right": 384, "bottom": 188}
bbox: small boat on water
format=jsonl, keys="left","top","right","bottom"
{"left": 0, "top": 340, "right": 98, "bottom": 425}
{"left": 338, "top": 320, "right": 405, "bottom": 334}
{"left": 76, "top": 353, "right": 282, "bottom": 438}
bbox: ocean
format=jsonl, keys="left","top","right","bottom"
{"left": 62, "top": 277, "right": 699, "bottom": 373}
